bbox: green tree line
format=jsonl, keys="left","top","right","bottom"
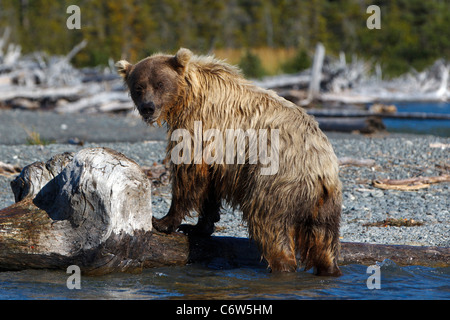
{"left": 0, "top": 0, "right": 448, "bottom": 76}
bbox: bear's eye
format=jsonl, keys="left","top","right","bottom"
{"left": 135, "top": 85, "right": 144, "bottom": 95}
{"left": 156, "top": 81, "right": 164, "bottom": 90}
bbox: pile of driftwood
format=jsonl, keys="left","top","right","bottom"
{"left": 0, "top": 28, "right": 132, "bottom": 114}
{"left": 255, "top": 43, "right": 449, "bottom": 105}
{"left": 320, "top": 59, "right": 449, "bottom": 104}
{"left": 0, "top": 148, "right": 448, "bottom": 275}
{"left": 1, "top": 28, "right": 449, "bottom": 133}
{"left": 254, "top": 43, "right": 449, "bottom": 133}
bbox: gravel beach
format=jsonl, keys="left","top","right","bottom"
{"left": 0, "top": 109, "right": 448, "bottom": 247}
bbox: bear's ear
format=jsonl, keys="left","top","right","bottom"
{"left": 172, "top": 48, "right": 192, "bottom": 73}
{"left": 115, "top": 60, "right": 132, "bottom": 80}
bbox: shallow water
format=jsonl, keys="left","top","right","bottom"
{"left": 0, "top": 260, "right": 448, "bottom": 300}
{"left": 381, "top": 101, "right": 450, "bottom": 137}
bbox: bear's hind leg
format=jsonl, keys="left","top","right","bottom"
{"left": 296, "top": 221, "right": 342, "bottom": 277}
{"left": 294, "top": 182, "right": 342, "bottom": 276}
{"left": 249, "top": 219, "right": 298, "bottom": 272}
{"left": 265, "top": 243, "right": 298, "bottom": 273}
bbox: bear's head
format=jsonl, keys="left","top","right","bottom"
{"left": 116, "top": 48, "right": 192, "bottom": 124}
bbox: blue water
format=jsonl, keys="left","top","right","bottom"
{"left": 0, "top": 260, "right": 448, "bottom": 300}
{"left": 381, "top": 101, "right": 450, "bottom": 137}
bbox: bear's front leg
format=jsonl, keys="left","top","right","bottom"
{"left": 153, "top": 164, "right": 210, "bottom": 233}
{"left": 178, "top": 188, "right": 221, "bottom": 236}
{"left": 152, "top": 201, "right": 186, "bottom": 233}
{"left": 152, "top": 175, "right": 191, "bottom": 233}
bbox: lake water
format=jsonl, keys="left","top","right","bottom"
{"left": 381, "top": 101, "right": 450, "bottom": 137}
{"left": 0, "top": 260, "right": 448, "bottom": 300}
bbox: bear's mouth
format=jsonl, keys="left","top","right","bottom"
{"left": 139, "top": 108, "right": 162, "bottom": 125}
{"left": 139, "top": 109, "right": 154, "bottom": 122}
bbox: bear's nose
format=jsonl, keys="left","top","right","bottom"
{"left": 139, "top": 102, "right": 155, "bottom": 114}
{"left": 138, "top": 102, "right": 156, "bottom": 120}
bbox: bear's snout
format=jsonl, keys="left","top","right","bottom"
{"left": 138, "top": 101, "right": 156, "bottom": 120}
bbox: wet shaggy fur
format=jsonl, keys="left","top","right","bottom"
{"left": 116, "top": 48, "right": 342, "bottom": 276}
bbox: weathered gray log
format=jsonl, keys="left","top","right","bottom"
{"left": 315, "top": 116, "right": 386, "bottom": 133}
{"left": 55, "top": 91, "right": 132, "bottom": 113}
{"left": 373, "top": 174, "right": 450, "bottom": 191}
{"left": 308, "top": 109, "right": 450, "bottom": 120}
{"left": 338, "top": 157, "right": 376, "bottom": 167}
{"left": 0, "top": 148, "right": 448, "bottom": 275}
{"left": 299, "top": 42, "right": 325, "bottom": 106}
{"left": 339, "top": 242, "right": 449, "bottom": 268}
{"left": 308, "top": 43, "right": 325, "bottom": 100}
{"left": 0, "top": 85, "right": 86, "bottom": 101}
{"left": 1, "top": 198, "right": 448, "bottom": 273}
{"left": 252, "top": 73, "right": 310, "bottom": 90}
{"left": 2, "top": 148, "right": 154, "bottom": 274}
{"left": 10, "top": 152, "right": 74, "bottom": 203}
{"left": 0, "top": 198, "right": 188, "bottom": 274}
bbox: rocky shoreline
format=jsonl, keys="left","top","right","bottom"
{"left": 0, "top": 110, "right": 448, "bottom": 247}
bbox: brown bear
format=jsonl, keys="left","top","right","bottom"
{"left": 116, "top": 48, "right": 342, "bottom": 276}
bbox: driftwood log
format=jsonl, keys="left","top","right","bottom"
{"left": 0, "top": 148, "right": 448, "bottom": 275}
{"left": 373, "top": 175, "right": 450, "bottom": 191}
{"left": 308, "top": 109, "right": 450, "bottom": 120}
{"left": 316, "top": 116, "right": 386, "bottom": 134}
{"left": 338, "top": 157, "right": 376, "bottom": 167}
{"left": 2, "top": 148, "right": 155, "bottom": 274}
